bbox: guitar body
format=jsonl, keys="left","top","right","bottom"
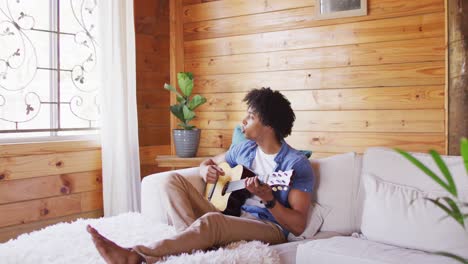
{"left": 204, "top": 162, "right": 255, "bottom": 216}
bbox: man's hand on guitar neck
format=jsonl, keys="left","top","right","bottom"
{"left": 245, "top": 176, "right": 274, "bottom": 203}
{"left": 200, "top": 156, "right": 226, "bottom": 183}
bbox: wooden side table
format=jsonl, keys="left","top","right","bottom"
{"left": 155, "top": 155, "right": 209, "bottom": 168}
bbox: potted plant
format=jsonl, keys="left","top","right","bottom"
{"left": 164, "top": 72, "right": 207, "bottom": 157}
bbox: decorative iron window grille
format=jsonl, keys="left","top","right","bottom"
{"left": 0, "top": 0, "right": 100, "bottom": 140}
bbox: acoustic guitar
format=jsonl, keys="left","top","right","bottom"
{"left": 204, "top": 162, "right": 293, "bottom": 215}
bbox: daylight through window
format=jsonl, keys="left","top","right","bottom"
{"left": 0, "top": 0, "right": 101, "bottom": 141}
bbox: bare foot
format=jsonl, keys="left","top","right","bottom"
{"left": 87, "top": 225, "right": 143, "bottom": 264}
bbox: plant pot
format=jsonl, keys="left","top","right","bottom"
{"left": 173, "top": 129, "right": 201, "bottom": 158}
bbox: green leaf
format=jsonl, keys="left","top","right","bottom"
{"left": 429, "top": 150, "right": 457, "bottom": 197}
{"left": 441, "top": 197, "right": 465, "bottom": 227}
{"left": 188, "top": 95, "right": 207, "bottom": 111}
{"left": 433, "top": 251, "right": 468, "bottom": 264}
{"left": 395, "top": 149, "right": 452, "bottom": 193}
{"left": 425, "top": 197, "right": 465, "bottom": 227}
{"left": 176, "top": 95, "right": 186, "bottom": 104}
{"left": 164, "top": 83, "right": 182, "bottom": 97}
{"left": 182, "top": 105, "right": 195, "bottom": 122}
{"left": 170, "top": 105, "right": 185, "bottom": 123}
{"left": 461, "top": 138, "right": 468, "bottom": 176}
{"left": 177, "top": 72, "right": 194, "bottom": 97}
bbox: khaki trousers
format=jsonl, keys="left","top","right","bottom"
{"left": 133, "top": 173, "right": 286, "bottom": 263}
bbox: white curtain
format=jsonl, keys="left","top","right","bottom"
{"left": 99, "top": 0, "right": 141, "bottom": 216}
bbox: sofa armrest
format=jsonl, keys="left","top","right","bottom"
{"left": 141, "top": 167, "right": 204, "bottom": 222}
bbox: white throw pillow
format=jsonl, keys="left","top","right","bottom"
{"left": 288, "top": 203, "right": 329, "bottom": 241}
{"left": 361, "top": 173, "right": 468, "bottom": 258}
{"left": 311, "top": 152, "right": 362, "bottom": 235}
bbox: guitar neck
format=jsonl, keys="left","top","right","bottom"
{"left": 224, "top": 177, "right": 266, "bottom": 194}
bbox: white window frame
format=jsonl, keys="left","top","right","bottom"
{"left": 315, "top": 0, "right": 367, "bottom": 20}
{"left": 0, "top": 0, "right": 100, "bottom": 143}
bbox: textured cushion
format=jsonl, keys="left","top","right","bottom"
{"left": 296, "top": 236, "right": 459, "bottom": 264}
{"left": 287, "top": 203, "right": 328, "bottom": 241}
{"left": 361, "top": 173, "right": 468, "bottom": 258}
{"left": 271, "top": 231, "right": 341, "bottom": 264}
{"left": 311, "top": 152, "right": 362, "bottom": 235}
{"left": 231, "top": 125, "right": 312, "bottom": 158}
{"left": 361, "top": 147, "right": 468, "bottom": 193}
{"left": 231, "top": 125, "right": 248, "bottom": 146}
{"left": 360, "top": 147, "right": 468, "bottom": 258}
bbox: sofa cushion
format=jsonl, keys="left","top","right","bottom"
{"left": 359, "top": 147, "right": 468, "bottom": 258}
{"left": 287, "top": 203, "right": 328, "bottom": 241}
{"left": 271, "top": 231, "right": 341, "bottom": 264}
{"left": 361, "top": 173, "right": 468, "bottom": 258}
{"left": 311, "top": 152, "right": 362, "bottom": 235}
{"left": 296, "top": 236, "right": 459, "bottom": 264}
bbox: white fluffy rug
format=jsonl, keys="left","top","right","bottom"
{"left": 0, "top": 212, "right": 279, "bottom": 264}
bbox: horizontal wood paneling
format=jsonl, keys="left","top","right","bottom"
{"left": 193, "top": 110, "right": 445, "bottom": 132}
{"left": 197, "top": 147, "right": 228, "bottom": 156}
{"left": 137, "top": 108, "right": 171, "bottom": 127}
{"left": 0, "top": 171, "right": 102, "bottom": 204}
{"left": 198, "top": 86, "right": 444, "bottom": 111}
{"left": 185, "top": 12, "right": 444, "bottom": 58}
{"left": 183, "top": 0, "right": 313, "bottom": 23}
{"left": 186, "top": 37, "right": 444, "bottom": 75}
{"left": 183, "top": 0, "right": 447, "bottom": 157}
{"left": 194, "top": 61, "right": 445, "bottom": 93}
{"left": 135, "top": 34, "right": 170, "bottom": 54}
{"left": 287, "top": 132, "right": 445, "bottom": 153}
{"left": 155, "top": 155, "right": 207, "bottom": 167}
{"left": 138, "top": 126, "right": 172, "bottom": 147}
{"left": 136, "top": 0, "right": 171, "bottom": 154}
{"left": 0, "top": 140, "right": 104, "bottom": 242}
{"left": 136, "top": 72, "right": 170, "bottom": 91}
{"left": 198, "top": 129, "right": 445, "bottom": 153}
{"left": 0, "top": 150, "right": 101, "bottom": 181}
{"left": 136, "top": 53, "right": 170, "bottom": 72}
{"left": 140, "top": 145, "right": 172, "bottom": 165}
{"left": 310, "top": 152, "right": 337, "bottom": 159}
{"left": 196, "top": 148, "right": 339, "bottom": 159}
{"left": 183, "top": 0, "right": 443, "bottom": 41}
{"left": 0, "top": 190, "right": 102, "bottom": 228}
{"left": 137, "top": 90, "right": 170, "bottom": 108}
{"left": 140, "top": 145, "right": 172, "bottom": 176}
{"left": 0, "top": 140, "right": 100, "bottom": 158}
{"left": 0, "top": 209, "right": 103, "bottom": 243}
{"left": 199, "top": 129, "right": 233, "bottom": 148}
{"left": 183, "top": 0, "right": 219, "bottom": 6}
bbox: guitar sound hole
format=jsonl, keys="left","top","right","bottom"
{"left": 221, "top": 182, "right": 229, "bottom": 196}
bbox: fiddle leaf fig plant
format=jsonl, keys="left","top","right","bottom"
{"left": 164, "top": 72, "right": 206, "bottom": 130}
{"left": 395, "top": 138, "right": 468, "bottom": 263}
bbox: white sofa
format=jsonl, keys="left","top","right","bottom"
{"left": 141, "top": 147, "right": 468, "bottom": 264}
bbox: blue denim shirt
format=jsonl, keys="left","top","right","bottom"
{"left": 225, "top": 140, "right": 315, "bottom": 237}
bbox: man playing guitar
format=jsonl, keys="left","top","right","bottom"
{"left": 87, "top": 87, "right": 315, "bottom": 263}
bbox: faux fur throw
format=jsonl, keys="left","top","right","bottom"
{"left": 0, "top": 212, "right": 279, "bottom": 264}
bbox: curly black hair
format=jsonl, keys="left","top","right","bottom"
{"left": 243, "top": 87, "right": 295, "bottom": 141}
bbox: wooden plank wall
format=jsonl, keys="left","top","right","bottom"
{"left": 135, "top": 0, "right": 172, "bottom": 175}
{"left": 181, "top": 0, "right": 447, "bottom": 158}
{"left": 0, "top": 142, "right": 173, "bottom": 243}
{"left": 0, "top": 0, "right": 173, "bottom": 243}
{"left": 0, "top": 141, "right": 103, "bottom": 242}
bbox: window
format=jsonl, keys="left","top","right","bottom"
{"left": 0, "top": 0, "right": 101, "bottom": 141}
{"left": 315, "top": 0, "right": 367, "bottom": 20}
